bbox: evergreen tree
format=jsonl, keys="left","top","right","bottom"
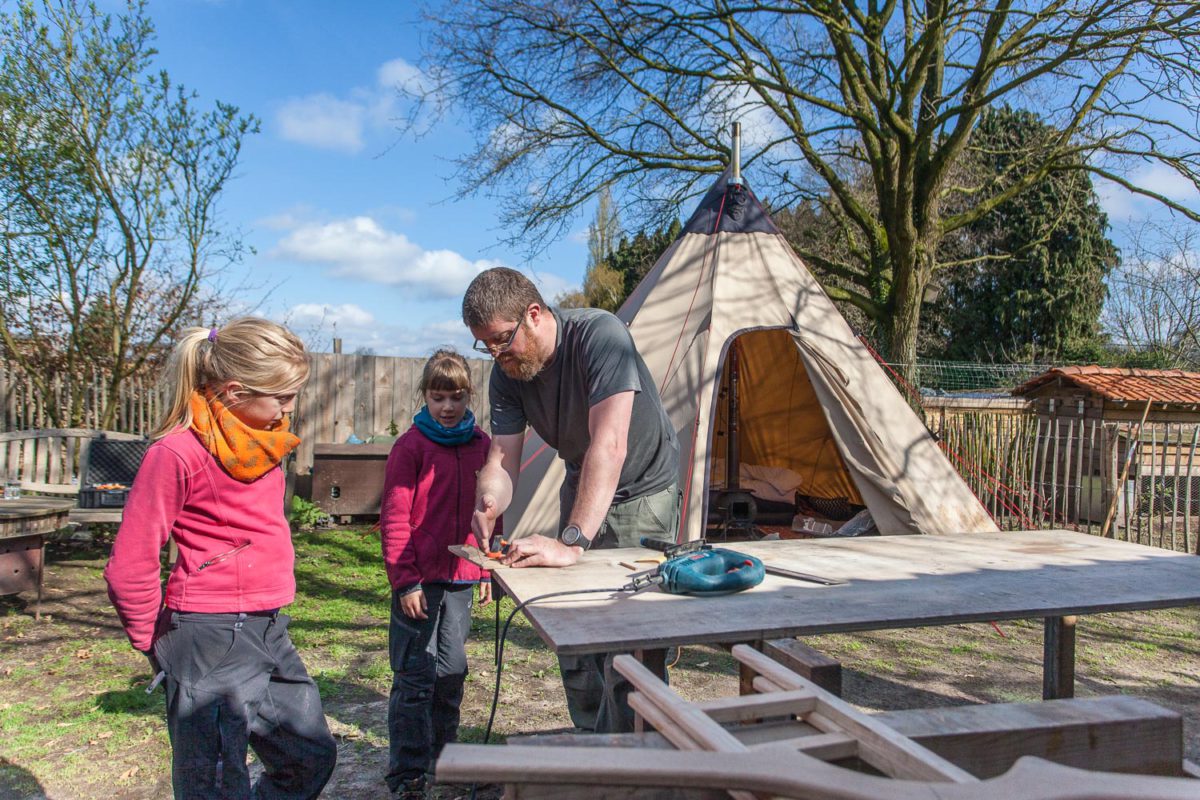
{"left": 556, "top": 202, "right": 680, "bottom": 312}
{"left": 929, "top": 108, "right": 1119, "bottom": 362}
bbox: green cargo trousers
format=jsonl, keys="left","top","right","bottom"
{"left": 556, "top": 479, "right": 680, "bottom": 733}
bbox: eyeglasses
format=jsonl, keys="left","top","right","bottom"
{"left": 472, "top": 312, "right": 527, "bottom": 355}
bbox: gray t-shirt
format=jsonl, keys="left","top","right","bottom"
{"left": 489, "top": 306, "right": 678, "bottom": 503}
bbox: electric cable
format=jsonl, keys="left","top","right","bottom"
{"left": 482, "top": 586, "right": 627, "bottom": 744}
{"left": 466, "top": 585, "right": 628, "bottom": 800}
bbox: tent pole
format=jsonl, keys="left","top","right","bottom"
{"left": 726, "top": 345, "right": 741, "bottom": 490}
{"left": 731, "top": 122, "right": 742, "bottom": 186}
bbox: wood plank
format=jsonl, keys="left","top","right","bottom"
{"left": 760, "top": 638, "right": 842, "bottom": 696}
{"left": 372, "top": 356, "right": 394, "bottom": 437}
{"left": 731, "top": 644, "right": 975, "bottom": 783}
{"left": 612, "top": 655, "right": 747, "bottom": 754}
{"left": 353, "top": 353, "right": 375, "bottom": 437}
{"left": 1043, "top": 615, "right": 1076, "bottom": 700}
{"left": 617, "top": 658, "right": 756, "bottom": 800}
{"left": 516, "top": 695, "right": 1186, "bottom": 780}
{"left": 489, "top": 532, "right": 1200, "bottom": 656}
{"left": 875, "top": 695, "right": 1184, "bottom": 778}
{"left": 333, "top": 353, "right": 355, "bottom": 444}
{"left": 692, "top": 689, "right": 816, "bottom": 723}
{"left": 437, "top": 743, "right": 1200, "bottom": 800}
{"left": 47, "top": 435, "right": 63, "bottom": 486}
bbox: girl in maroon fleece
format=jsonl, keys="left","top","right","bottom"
{"left": 380, "top": 349, "right": 494, "bottom": 798}
{"left": 104, "top": 318, "right": 336, "bottom": 800}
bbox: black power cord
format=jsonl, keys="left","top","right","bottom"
{"left": 482, "top": 586, "right": 626, "bottom": 744}
{"left": 466, "top": 585, "right": 627, "bottom": 800}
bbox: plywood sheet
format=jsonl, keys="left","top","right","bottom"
{"left": 490, "top": 530, "right": 1200, "bottom": 654}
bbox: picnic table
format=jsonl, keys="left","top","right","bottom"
{"left": 0, "top": 497, "right": 74, "bottom": 619}
{"left": 490, "top": 529, "right": 1200, "bottom": 701}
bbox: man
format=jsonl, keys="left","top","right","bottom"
{"left": 463, "top": 267, "right": 679, "bottom": 733}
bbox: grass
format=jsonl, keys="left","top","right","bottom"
{"left": 0, "top": 526, "right": 567, "bottom": 798}
{"left": 3, "top": 526, "right": 1200, "bottom": 798}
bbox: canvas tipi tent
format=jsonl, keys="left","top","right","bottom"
{"left": 505, "top": 169, "right": 998, "bottom": 541}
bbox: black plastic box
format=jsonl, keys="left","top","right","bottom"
{"left": 84, "top": 438, "right": 150, "bottom": 486}
{"left": 79, "top": 487, "right": 131, "bottom": 508}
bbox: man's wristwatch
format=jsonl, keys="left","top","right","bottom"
{"left": 559, "top": 523, "right": 591, "bottom": 551}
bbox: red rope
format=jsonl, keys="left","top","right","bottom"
{"left": 853, "top": 332, "right": 1059, "bottom": 528}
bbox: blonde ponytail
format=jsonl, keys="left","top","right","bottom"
{"left": 153, "top": 318, "right": 310, "bottom": 438}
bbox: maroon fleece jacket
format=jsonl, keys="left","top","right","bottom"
{"left": 380, "top": 425, "right": 494, "bottom": 592}
{"left": 104, "top": 429, "right": 296, "bottom": 651}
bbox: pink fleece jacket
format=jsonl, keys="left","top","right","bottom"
{"left": 380, "top": 425, "right": 494, "bottom": 592}
{"left": 103, "top": 429, "right": 296, "bottom": 651}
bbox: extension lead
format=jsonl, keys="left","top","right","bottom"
{"left": 466, "top": 584, "right": 630, "bottom": 800}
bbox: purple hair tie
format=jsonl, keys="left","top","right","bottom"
{"left": 208, "top": 327, "right": 219, "bottom": 343}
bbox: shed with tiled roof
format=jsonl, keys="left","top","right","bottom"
{"left": 1012, "top": 366, "right": 1200, "bottom": 421}
{"left": 1011, "top": 366, "right": 1200, "bottom": 535}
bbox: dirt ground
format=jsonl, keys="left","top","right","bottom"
{"left": 2, "top": 536, "right": 1198, "bottom": 799}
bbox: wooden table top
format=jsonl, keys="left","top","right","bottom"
{"left": 0, "top": 497, "right": 76, "bottom": 519}
{"left": 0, "top": 497, "right": 76, "bottom": 540}
{"left": 491, "top": 530, "right": 1200, "bottom": 655}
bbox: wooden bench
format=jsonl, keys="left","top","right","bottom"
{"left": 746, "top": 637, "right": 843, "bottom": 696}
{"left": 0, "top": 428, "right": 146, "bottom": 525}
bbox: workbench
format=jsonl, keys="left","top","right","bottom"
{"left": 490, "top": 530, "right": 1200, "bottom": 699}
{"left": 0, "top": 497, "right": 74, "bottom": 619}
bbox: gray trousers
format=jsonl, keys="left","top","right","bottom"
{"left": 153, "top": 611, "right": 337, "bottom": 800}
{"left": 386, "top": 583, "right": 474, "bottom": 790}
{"left": 557, "top": 480, "right": 680, "bottom": 733}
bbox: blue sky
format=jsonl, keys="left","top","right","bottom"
{"left": 138, "top": 0, "right": 584, "bottom": 357}
{"left": 133, "top": 1, "right": 1196, "bottom": 358}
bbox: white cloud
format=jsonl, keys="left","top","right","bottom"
{"left": 287, "top": 302, "right": 376, "bottom": 329}
{"left": 276, "top": 57, "right": 433, "bottom": 152}
{"left": 377, "top": 58, "right": 430, "bottom": 96}
{"left": 271, "top": 216, "right": 501, "bottom": 297}
{"left": 276, "top": 93, "right": 366, "bottom": 153}
{"left": 282, "top": 305, "right": 477, "bottom": 357}
{"left": 1097, "top": 164, "right": 1200, "bottom": 223}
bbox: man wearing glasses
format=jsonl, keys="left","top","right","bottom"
{"left": 462, "top": 267, "right": 679, "bottom": 734}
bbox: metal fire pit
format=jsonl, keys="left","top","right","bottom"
{"left": 0, "top": 497, "right": 74, "bottom": 619}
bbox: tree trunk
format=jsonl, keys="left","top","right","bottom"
{"left": 886, "top": 253, "right": 929, "bottom": 389}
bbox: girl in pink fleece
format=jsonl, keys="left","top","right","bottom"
{"left": 379, "top": 349, "right": 494, "bottom": 798}
{"left": 104, "top": 318, "right": 336, "bottom": 800}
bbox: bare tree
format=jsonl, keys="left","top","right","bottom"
{"left": 0, "top": 0, "right": 257, "bottom": 427}
{"left": 1104, "top": 222, "right": 1200, "bottom": 367}
{"left": 410, "top": 0, "right": 1200, "bottom": 366}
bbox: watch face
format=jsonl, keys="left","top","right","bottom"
{"left": 562, "top": 525, "right": 583, "bottom": 546}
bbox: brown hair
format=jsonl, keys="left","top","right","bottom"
{"left": 153, "top": 317, "right": 310, "bottom": 438}
{"left": 419, "top": 348, "right": 472, "bottom": 396}
{"left": 461, "top": 267, "right": 547, "bottom": 329}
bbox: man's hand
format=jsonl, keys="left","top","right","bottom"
{"left": 400, "top": 588, "right": 428, "bottom": 620}
{"left": 142, "top": 649, "right": 160, "bottom": 676}
{"left": 471, "top": 493, "right": 500, "bottom": 544}
{"left": 478, "top": 581, "right": 493, "bottom": 606}
{"left": 500, "top": 534, "right": 583, "bottom": 568}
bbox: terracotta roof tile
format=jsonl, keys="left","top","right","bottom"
{"left": 1012, "top": 365, "right": 1200, "bottom": 404}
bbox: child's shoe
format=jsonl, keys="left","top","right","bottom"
{"left": 393, "top": 775, "right": 428, "bottom": 800}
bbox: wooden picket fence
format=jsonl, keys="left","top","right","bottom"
{"left": 0, "top": 362, "right": 167, "bottom": 435}
{"left": 931, "top": 399, "right": 1200, "bottom": 553}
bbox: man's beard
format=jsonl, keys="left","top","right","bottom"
{"left": 498, "top": 341, "right": 548, "bottom": 381}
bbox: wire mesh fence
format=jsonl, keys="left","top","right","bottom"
{"left": 885, "top": 361, "right": 1055, "bottom": 393}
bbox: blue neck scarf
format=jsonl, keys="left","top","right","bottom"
{"left": 413, "top": 406, "right": 477, "bottom": 446}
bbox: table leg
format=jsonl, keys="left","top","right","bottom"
{"left": 35, "top": 538, "right": 43, "bottom": 621}
{"left": 1043, "top": 615, "right": 1076, "bottom": 699}
{"left": 633, "top": 648, "right": 667, "bottom": 733}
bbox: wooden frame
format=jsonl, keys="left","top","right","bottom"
{"left": 438, "top": 648, "right": 1199, "bottom": 799}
